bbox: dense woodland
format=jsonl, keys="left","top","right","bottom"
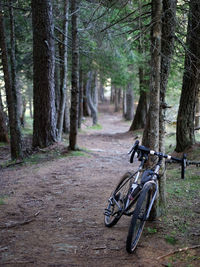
{"left": 0, "top": 0, "right": 200, "bottom": 216}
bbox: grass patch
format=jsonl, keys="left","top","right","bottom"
{"left": 0, "top": 196, "right": 6, "bottom": 205}
{"left": 87, "top": 124, "right": 103, "bottom": 130}
{"left": 147, "top": 227, "right": 157, "bottom": 234}
{"left": 68, "top": 150, "right": 88, "bottom": 157}
{"left": 163, "top": 165, "right": 200, "bottom": 245}
{"left": 165, "top": 234, "right": 177, "bottom": 245}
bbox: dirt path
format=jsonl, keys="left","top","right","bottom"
{"left": 0, "top": 105, "right": 198, "bottom": 267}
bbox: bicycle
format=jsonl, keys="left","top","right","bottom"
{"left": 104, "top": 140, "right": 197, "bottom": 253}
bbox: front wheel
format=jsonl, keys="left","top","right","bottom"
{"left": 126, "top": 183, "right": 154, "bottom": 253}
{"left": 104, "top": 172, "right": 133, "bottom": 227}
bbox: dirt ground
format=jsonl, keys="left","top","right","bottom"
{"left": 0, "top": 104, "right": 199, "bottom": 267}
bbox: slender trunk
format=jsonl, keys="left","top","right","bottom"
{"left": 0, "top": 93, "right": 9, "bottom": 143}
{"left": 195, "top": 90, "right": 200, "bottom": 128}
{"left": 114, "top": 87, "right": 121, "bottom": 112}
{"left": 54, "top": 59, "right": 60, "bottom": 124}
{"left": 123, "top": 89, "right": 126, "bottom": 118}
{"left": 63, "top": 93, "right": 70, "bottom": 133}
{"left": 159, "top": 0, "right": 177, "bottom": 213}
{"left": 110, "top": 83, "right": 115, "bottom": 104}
{"left": 29, "top": 95, "right": 33, "bottom": 118}
{"left": 78, "top": 68, "right": 83, "bottom": 128}
{"left": 20, "top": 97, "right": 26, "bottom": 127}
{"left": 99, "top": 78, "right": 105, "bottom": 102}
{"left": 142, "top": 0, "right": 162, "bottom": 219}
{"left": 69, "top": 0, "right": 79, "bottom": 150}
{"left": 129, "top": 68, "right": 149, "bottom": 130}
{"left": 0, "top": 2, "right": 23, "bottom": 159}
{"left": 86, "top": 71, "right": 98, "bottom": 125}
{"left": 125, "top": 83, "right": 134, "bottom": 121}
{"left": 83, "top": 79, "right": 90, "bottom": 117}
{"left": 57, "top": 0, "right": 69, "bottom": 141}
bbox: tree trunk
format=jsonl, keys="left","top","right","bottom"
{"left": 110, "top": 83, "right": 115, "bottom": 104}
{"left": 195, "top": 90, "right": 200, "bottom": 128}
{"left": 32, "top": 0, "right": 57, "bottom": 148}
{"left": 114, "top": 87, "right": 120, "bottom": 112}
{"left": 57, "top": 0, "right": 69, "bottom": 141}
{"left": 125, "top": 83, "right": 134, "bottom": 121}
{"left": 142, "top": 0, "right": 162, "bottom": 219}
{"left": 99, "top": 78, "right": 105, "bottom": 102}
{"left": 86, "top": 71, "right": 98, "bottom": 125}
{"left": 0, "top": 2, "right": 23, "bottom": 159}
{"left": 78, "top": 68, "right": 83, "bottom": 128}
{"left": 20, "top": 97, "right": 26, "bottom": 127}
{"left": 29, "top": 96, "right": 33, "bottom": 119}
{"left": 123, "top": 89, "right": 126, "bottom": 118}
{"left": 54, "top": 58, "right": 60, "bottom": 125}
{"left": 129, "top": 67, "right": 149, "bottom": 130}
{"left": 69, "top": 0, "right": 79, "bottom": 150}
{"left": 142, "top": 0, "right": 162, "bottom": 150}
{"left": 0, "top": 93, "right": 9, "bottom": 143}
{"left": 159, "top": 0, "right": 177, "bottom": 212}
{"left": 175, "top": 0, "right": 200, "bottom": 152}
{"left": 63, "top": 97, "right": 70, "bottom": 134}
{"left": 83, "top": 79, "right": 90, "bottom": 117}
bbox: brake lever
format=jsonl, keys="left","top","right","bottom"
{"left": 129, "top": 140, "right": 139, "bottom": 163}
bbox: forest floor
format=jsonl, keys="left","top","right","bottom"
{"left": 0, "top": 103, "right": 199, "bottom": 267}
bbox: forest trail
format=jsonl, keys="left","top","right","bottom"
{"left": 0, "top": 104, "right": 198, "bottom": 267}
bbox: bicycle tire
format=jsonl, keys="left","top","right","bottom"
{"left": 104, "top": 172, "right": 134, "bottom": 227}
{"left": 126, "top": 182, "right": 154, "bottom": 253}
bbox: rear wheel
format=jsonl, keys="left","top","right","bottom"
{"left": 104, "top": 172, "right": 133, "bottom": 227}
{"left": 126, "top": 183, "right": 154, "bottom": 253}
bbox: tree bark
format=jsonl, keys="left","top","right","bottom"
{"left": 195, "top": 90, "right": 200, "bottom": 128}
{"left": 0, "top": 1, "right": 23, "bottom": 159}
{"left": 0, "top": 93, "right": 9, "bottom": 143}
{"left": 129, "top": 67, "right": 149, "bottom": 130}
{"left": 142, "top": 0, "right": 162, "bottom": 219}
{"left": 82, "top": 80, "right": 90, "bottom": 117}
{"left": 32, "top": 0, "right": 57, "bottom": 148}
{"left": 114, "top": 87, "right": 120, "bottom": 112}
{"left": 57, "top": 0, "right": 69, "bottom": 141}
{"left": 159, "top": 0, "right": 177, "bottom": 212}
{"left": 86, "top": 71, "right": 98, "bottom": 125}
{"left": 125, "top": 82, "right": 134, "bottom": 121}
{"left": 78, "top": 68, "right": 83, "bottom": 128}
{"left": 175, "top": 0, "right": 200, "bottom": 152}
{"left": 142, "top": 0, "right": 162, "bottom": 150}
{"left": 69, "top": 0, "right": 79, "bottom": 150}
